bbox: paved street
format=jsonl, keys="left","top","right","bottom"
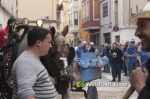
{"left": 57, "top": 72, "right": 138, "bottom": 99}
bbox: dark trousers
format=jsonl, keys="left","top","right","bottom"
{"left": 123, "top": 59, "right": 127, "bottom": 75}
{"left": 111, "top": 63, "right": 121, "bottom": 81}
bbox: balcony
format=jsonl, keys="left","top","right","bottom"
{"left": 69, "top": 25, "right": 79, "bottom": 33}
{"left": 68, "top": 0, "right": 78, "bottom": 10}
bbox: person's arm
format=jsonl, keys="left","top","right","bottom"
{"left": 75, "top": 49, "right": 79, "bottom": 57}
{"left": 16, "top": 63, "right": 37, "bottom": 99}
{"left": 120, "top": 49, "right": 124, "bottom": 60}
{"left": 138, "top": 56, "right": 142, "bottom": 66}
{"left": 126, "top": 47, "right": 130, "bottom": 57}
{"left": 126, "top": 47, "right": 135, "bottom": 57}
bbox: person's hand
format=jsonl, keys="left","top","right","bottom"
{"left": 132, "top": 53, "right": 137, "bottom": 57}
{"left": 129, "top": 67, "right": 149, "bottom": 94}
{"left": 50, "top": 76, "right": 55, "bottom": 84}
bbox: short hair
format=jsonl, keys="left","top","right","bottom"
{"left": 27, "top": 27, "right": 51, "bottom": 46}
{"left": 113, "top": 42, "right": 117, "bottom": 45}
{"left": 7, "top": 17, "right": 16, "bottom": 26}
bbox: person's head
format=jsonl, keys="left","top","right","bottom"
{"left": 83, "top": 41, "right": 87, "bottom": 45}
{"left": 78, "top": 43, "right": 82, "bottom": 48}
{"left": 27, "top": 27, "right": 52, "bottom": 56}
{"left": 7, "top": 17, "right": 16, "bottom": 33}
{"left": 129, "top": 2, "right": 150, "bottom": 51}
{"left": 104, "top": 43, "right": 108, "bottom": 48}
{"left": 7, "top": 17, "right": 16, "bottom": 26}
{"left": 113, "top": 43, "right": 117, "bottom": 49}
{"left": 117, "top": 43, "right": 122, "bottom": 49}
{"left": 90, "top": 42, "right": 94, "bottom": 47}
{"left": 125, "top": 40, "right": 129, "bottom": 45}
{"left": 130, "top": 39, "right": 135, "bottom": 47}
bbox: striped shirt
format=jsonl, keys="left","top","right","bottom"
{"left": 12, "top": 51, "right": 57, "bottom": 99}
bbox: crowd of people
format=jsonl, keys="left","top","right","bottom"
{"left": 75, "top": 39, "right": 149, "bottom": 82}
{"left": 1, "top": 1, "right": 150, "bottom": 98}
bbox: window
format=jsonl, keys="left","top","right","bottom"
{"left": 87, "top": 1, "right": 89, "bottom": 19}
{"left": 115, "top": 35, "right": 120, "bottom": 43}
{"left": 82, "top": 5, "right": 84, "bottom": 20}
{"left": 103, "top": 2, "right": 108, "bottom": 17}
{"left": 74, "top": 11, "right": 78, "bottom": 25}
{"left": 104, "top": 33, "right": 110, "bottom": 44}
{"left": 71, "top": 13, "right": 73, "bottom": 26}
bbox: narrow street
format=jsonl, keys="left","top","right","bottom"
{"left": 57, "top": 72, "right": 138, "bottom": 99}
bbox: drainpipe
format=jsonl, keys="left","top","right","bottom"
{"left": 109, "top": 0, "right": 111, "bottom": 43}
{"left": 129, "top": 0, "right": 130, "bottom": 25}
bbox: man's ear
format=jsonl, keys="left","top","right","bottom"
{"left": 37, "top": 40, "right": 41, "bottom": 47}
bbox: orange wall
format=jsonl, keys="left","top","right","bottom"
{"left": 79, "top": 9, "right": 90, "bottom": 39}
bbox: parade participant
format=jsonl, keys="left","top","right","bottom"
{"left": 82, "top": 41, "right": 87, "bottom": 52}
{"left": 129, "top": 2, "right": 150, "bottom": 98}
{"left": 0, "top": 17, "right": 16, "bottom": 48}
{"left": 101, "top": 43, "right": 111, "bottom": 72}
{"left": 75, "top": 43, "right": 83, "bottom": 58}
{"left": 123, "top": 40, "right": 129, "bottom": 76}
{"left": 12, "top": 27, "right": 57, "bottom": 99}
{"left": 126, "top": 39, "right": 138, "bottom": 76}
{"left": 110, "top": 43, "right": 123, "bottom": 82}
{"left": 138, "top": 49, "right": 149, "bottom": 66}
{"left": 89, "top": 42, "right": 95, "bottom": 52}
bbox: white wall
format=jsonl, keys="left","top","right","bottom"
{"left": 111, "top": 27, "right": 140, "bottom": 44}
{"left": 110, "top": 0, "right": 147, "bottom": 44}
{"left": 100, "top": 0, "right": 111, "bottom": 44}
{"left": 0, "top": 0, "right": 17, "bottom": 28}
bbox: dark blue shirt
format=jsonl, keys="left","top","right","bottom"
{"left": 138, "top": 50, "right": 149, "bottom": 64}
{"left": 98, "top": 48, "right": 103, "bottom": 55}
{"left": 75, "top": 48, "right": 83, "bottom": 58}
{"left": 126, "top": 46, "right": 137, "bottom": 63}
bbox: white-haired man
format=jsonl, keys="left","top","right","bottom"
{"left": 82, "top": 41, "right": 87, "bottom": 52}
{"left": 129, "top": 2, "right": 150, "bottom": 98}
{"left": 89, "top": 42, "right": 95, "bottom": 52}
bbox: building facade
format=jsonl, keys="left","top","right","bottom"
{"left": 58, "top": 0, "right": 74, "bottom": 46}
{"left": 82, "top": 0, "right": 100, "bottom": 45}
{"left": 0, "top": 0, "right": 17, "bottom": 29}
{"left": 79, "top": 0, "right": 90, "bottom": 43}
{"left": 18, "top": 0, "right": 58, "bottom": 30}
{"left": 100, "top": 0, "right": 149, "bottom": 44}
{"left": 68, "top": 0, "right": 79, "bottom": 46}
{"left": 111, "top": 0, "right": 148, "bottom": 44}
{"left": 100, "top": 0, "right": 111, "bottom": 44}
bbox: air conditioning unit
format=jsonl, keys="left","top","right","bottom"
{"left": 45, "top": 15, "right": 49, "bottom": 20}
{"left": 41, "top": 14, "right": 49, "bottom": 20}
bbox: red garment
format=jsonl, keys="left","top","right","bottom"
{"left": 0, "top": 26, "right": 9, "bottom": 48}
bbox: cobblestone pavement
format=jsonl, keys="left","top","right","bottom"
{"left": 57, "top": 72, "right": 138, "bottom": 99}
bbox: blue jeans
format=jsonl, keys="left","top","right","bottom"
{"left": 111, "top": 63, "right": 121, "bottom": 81}
{"left": 128, "top": 62, "right": 138, "bottom": 76}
